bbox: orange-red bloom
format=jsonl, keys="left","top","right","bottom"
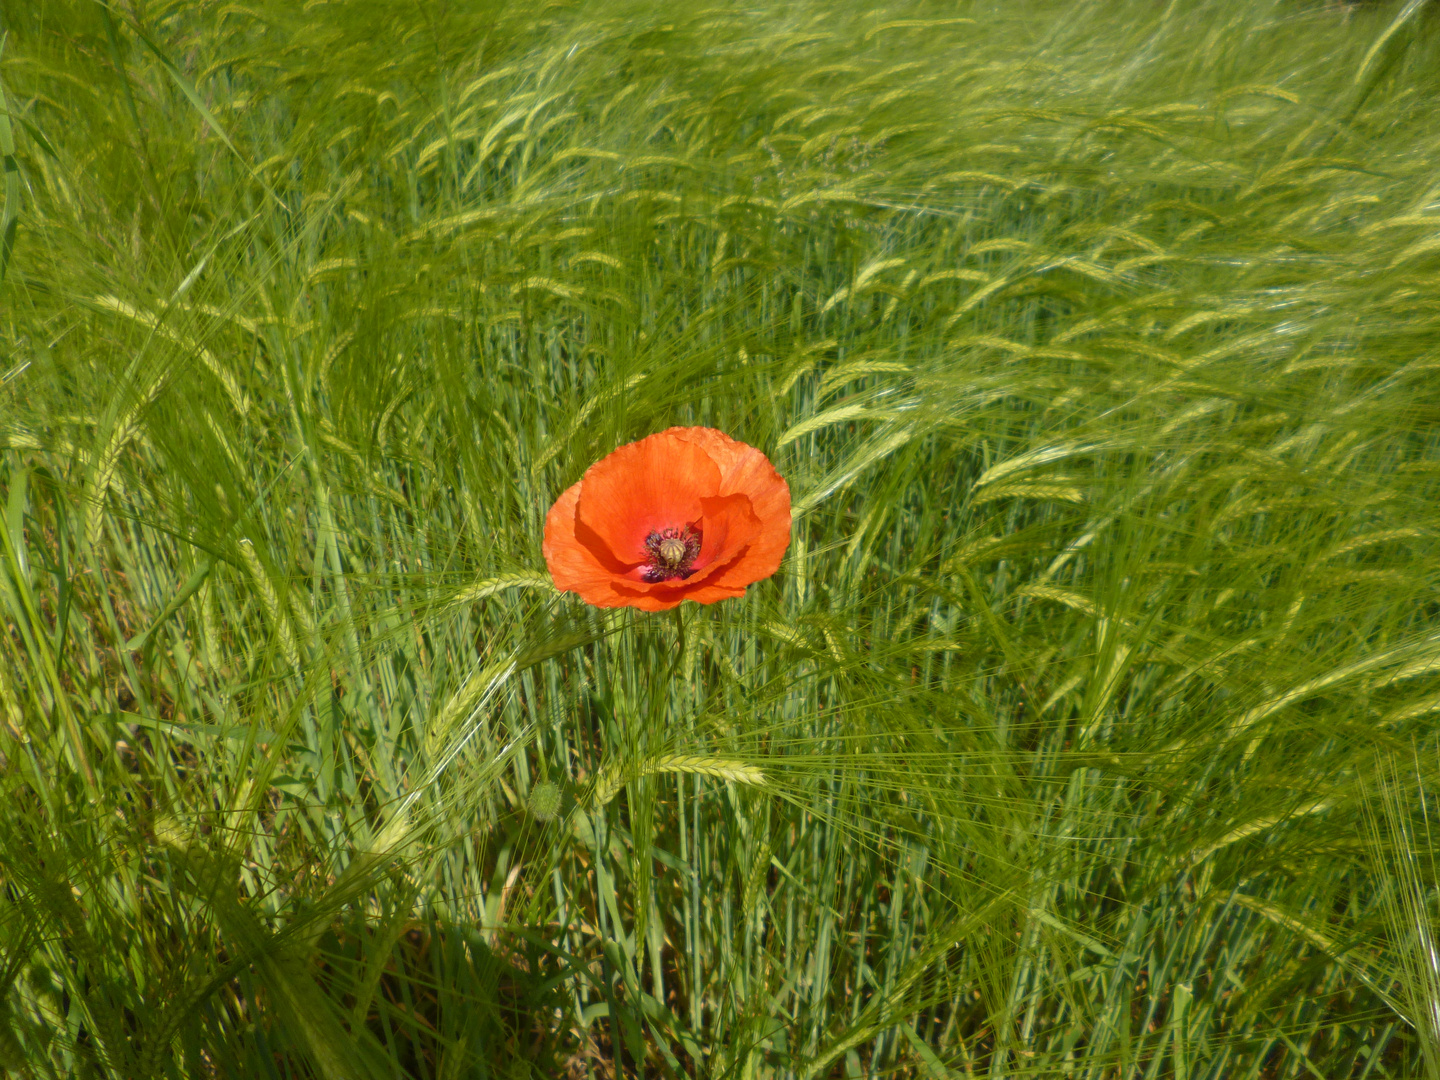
{"left": 543, "top": 427, "right": 791, "bottom": 611}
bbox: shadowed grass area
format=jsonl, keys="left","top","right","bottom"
{"left": 2, "top": 0, "right": 1439, "bottom": 1076}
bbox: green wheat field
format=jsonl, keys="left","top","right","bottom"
{"left": 3, "top": 0, "right": 1440, "bottom": 1076}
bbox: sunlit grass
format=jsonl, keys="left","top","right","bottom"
{"left": 2, "top": 0, "right": 1439, "bottom": 1076}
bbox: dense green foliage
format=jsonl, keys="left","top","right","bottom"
{"left": 2, "top": 0, "right": 1440, "bottom": 1076}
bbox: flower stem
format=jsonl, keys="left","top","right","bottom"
{"left": 590, "top": 806, "right": 633, "bottom": 1078}
{"left": 646, "top": 605, "right": 686, "bottom": 731}
{"left": 672, "top": 603, "right": 686, "bottom": 671}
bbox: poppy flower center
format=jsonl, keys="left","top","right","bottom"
{"left": 643, "top": 525, "right": 701, "bottom": 583}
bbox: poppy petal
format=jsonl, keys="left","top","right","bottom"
{"left": 608, "top": 579, "right": 747, "bottom": 611}
{"left": 693, "top": 492, "right": 761, "bottom": 570}
{"left": 670, "top": 428, "right": 791, "bottom": 588}
{"left": 574, "top": 433, "right": 721, "bottom": 566}
{"left": 542, "top": 479, "right": 635, "bottom": 606}
{"left": 672, "top": 427, "right": 791, "bottom": 519}
{"left": 609, "top": 492, "right": 759, "bottom": 590}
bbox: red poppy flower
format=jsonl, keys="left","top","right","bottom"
{"left": 543, "top": 427, "right": 791, "bottom": 611}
